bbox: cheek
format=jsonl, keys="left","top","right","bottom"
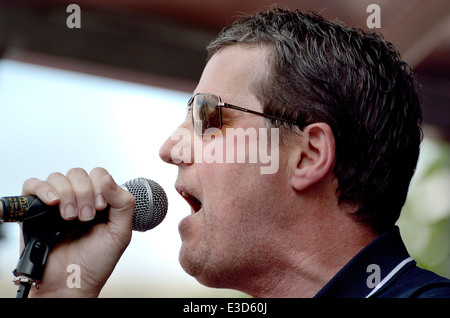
{"left": 197, "top": 163, "right": 251, "bottom": 227}
{"left": 201, "top": 161, "right": 259, "bottom": 205}
{"left": 200, "top": 164, "right": 276, "bottom": 238}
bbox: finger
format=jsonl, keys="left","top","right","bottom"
{"left": 65, "top": 168, "right": 96, "bottom": 222}
{"left": 22, "top": 177, "right": 60, "bottom": 205}
{"left": 100, "top": 174, "right": 134, "bottom": 247}
{"left": 89, "top": 167, "right": 110, "bottom": 211}
{"left": 46, "top": 172, "right": 78, "bottom": 220}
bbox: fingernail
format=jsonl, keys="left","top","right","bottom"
{"left": 64, "top": 204, "right": 77, "bottom": 220}
{"left": 47, "top": 190, "right": 59, "bottom": 202}
{"left": 81, "top": 206, "right": 95, "bottom": 221}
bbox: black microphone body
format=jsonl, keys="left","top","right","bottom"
{"left": 1, "top": 195, "right": 70, "bottom": 222}
{"left": 1, "top": 195, "right": 110, "bottom": 233}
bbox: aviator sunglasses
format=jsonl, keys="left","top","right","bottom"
{"left": 187, "top": 93, "right": 302, "bottom": 135}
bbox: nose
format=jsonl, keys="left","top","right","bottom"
{"left": 159, "top": 118, "right": 194, "bottom": 165}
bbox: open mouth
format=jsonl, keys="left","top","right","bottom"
{"left": 179, "top": 190, "right": 203, "bottom": 213}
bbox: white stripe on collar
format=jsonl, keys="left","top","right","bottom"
{"left": 366, "top": 256, "right": 414, "bottom": 298}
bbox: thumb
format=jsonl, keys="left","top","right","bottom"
{"left": 101, "top": 174, "right": 135, "bottom": 247}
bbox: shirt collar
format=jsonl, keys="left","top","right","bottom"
{"left": 314, "top": 226, "right": 414, "bottom": 298}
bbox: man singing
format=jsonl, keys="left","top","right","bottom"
{"left": 22, "top": 7, "right": 450, "bottom": 297}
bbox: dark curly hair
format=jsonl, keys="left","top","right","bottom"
{"left": 207, "top": 7, "right": 423, "bottom": 233}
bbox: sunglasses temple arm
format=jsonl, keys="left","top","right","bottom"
{"left": 222, "top": 103, "right": 299, "bottom": 126}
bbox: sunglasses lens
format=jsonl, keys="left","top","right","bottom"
{"left": 193, "top": 94, "right": 221, "bottom": 135}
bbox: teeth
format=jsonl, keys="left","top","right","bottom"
{"left": 181, "top": 191, "right": 189, "bottom": 198}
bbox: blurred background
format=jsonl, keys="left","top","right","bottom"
{"left": 0, "top": 0, "right": 449, "bottom": 297}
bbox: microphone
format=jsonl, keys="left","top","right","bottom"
{"left": 0, "top": 177, "right": 168, "bottom": 232}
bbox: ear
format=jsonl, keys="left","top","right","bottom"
{"left": 290, "top": 123, "right": 336, "bottom": 191}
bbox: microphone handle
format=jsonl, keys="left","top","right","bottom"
{"left": 0, "top": 196, "right": 33, "bottom": 222}
{"left": 1, "top": 195, "right": 109, "bottom": 229}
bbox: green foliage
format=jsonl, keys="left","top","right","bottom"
{"left": 397, "top": 138, "right": 450, "bottom": 278}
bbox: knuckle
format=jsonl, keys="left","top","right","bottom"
{"left": 46, "top": 172, "right": 65, "bottom": 183}
{"left": 23, "top": 177, "right": 39, "bottom": 187}
{"left": 89, "top": 167, "right": 110, "bottom": 183}
{"left": 90, "top": 167, "right": 108, "bottom": 176}
{"left": 66, "top": 167, "right": 87, "bottom": 178}
{"left": 21, "top": 177, "right": 41, "bottom": 194}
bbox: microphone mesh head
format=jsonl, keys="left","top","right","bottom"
{"left": 122, "top": 178, "right": 168, "bottom": 232}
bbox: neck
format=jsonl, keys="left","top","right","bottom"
{"left": 238, "top": 207, "right": 379, "bottom": 298}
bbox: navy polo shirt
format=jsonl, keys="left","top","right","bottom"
{"left": 314, "top": 226, "right": 450, "bottom": 298}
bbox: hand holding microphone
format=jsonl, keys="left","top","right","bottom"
{"left": 9, "top": 167, "right": 168, "bottom": 298}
